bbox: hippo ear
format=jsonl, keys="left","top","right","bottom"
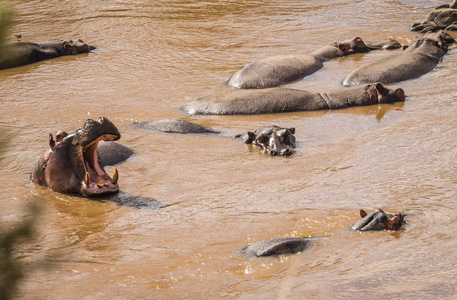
{"left": 243, "top": 132, "right": 255, "bottom": 144}
{"left": 375, "top": 83, "right": 384, "bottom": 94}
{"left": 49, "top": 134, "right": 55, "bottom": 149}
{"left": 288, "top": 127, "right": 295, "bottom": 134}
{"left": 360, "top": 210, "right": 368, "bottom": 218}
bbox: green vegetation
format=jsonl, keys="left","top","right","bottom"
{"left": 0, "top": 0, "right": 12, "bottom": 51}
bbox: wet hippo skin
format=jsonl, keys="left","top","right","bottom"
{"left": 0, "top": 39, "right": 94, "bottom": 70}
{"left": 227, "top": 37, "right": 401, "bottom": 89}
{"left": 182, "top": 83, "right": 405, "bottom": 115}
{"left": 342, "top": 31, "right": 455, "bottom": 86}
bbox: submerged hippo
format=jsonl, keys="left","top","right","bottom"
{"left": 0, "top": 39, "right": 95, "bottom": 70}
{"left": 227, "top": 37, "right": 401, "bottom": 89}
{"left": 242, "top": 237, "right": 314, "bottom": 257}
{"left": 350, "top": 209, "right": 406, "bottom": 231}
{"left": 236, "top": 126, "right": 296, "bottom": 156}
{"left": 342, "top": 31, "right": 455, "bottom": 87}
{"left": 412, "top": 0, "right": 457, "bottom": 33}
{"left": 30, "top": 117, "right": 129, "bottom": 196}
{"left": 182, "top": 83, "right": 405, "bottom": 115}
{"left": 133, "top": 119, "right": 296, "bottom": 156}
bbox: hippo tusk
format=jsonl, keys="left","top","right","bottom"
{"left": 85, "top": 172, "right": 90, "bottom": 186}
{"left": 112, "top": 168, "right": 118, "bottom": 185}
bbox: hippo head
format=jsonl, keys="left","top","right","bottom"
{"left": 240, "top": 126, "right": 296, "bottom": 156}
{"left": 336, "top": 37, "right": 371, "bottom": 54}
{"left": 61, "top": 39, "right": 93, "bottom": 55}
{"left": 366, "top": 83, "right": 405, "bottom": 104}
{"left": 350, "top": 209, "right": 405, "bottom": 231}
{"left": 31, "top": 117, "right": 121, "bottom": 196}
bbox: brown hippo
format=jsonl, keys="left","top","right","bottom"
{"left": 412, "top": 0, "right": 457, "bottom": 33}
{"left": 342, "top": 31, "right": 455, "bottom": 86}
{"left": 30, "top": 117, "right": 131, "bottom": 196}
{"left": 350, "top": 209, "right": 406, "bottom": 231}
{"left": 0, "top": 39, "right": 95, "bottom": 70}
{"left": 182, "top": 83, "right": 405, "bottom": 115}
{"left": 227, "top": 37, "right": 401, "bottom": 89}
{"left": 133, "top": 119, "right": 296, "bottom": 156}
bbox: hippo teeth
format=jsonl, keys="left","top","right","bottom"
{"left": 112, "top": 168, "right": 118, "bottom": 185}
{"left": 85, "top": 172, "right": 90, "bottom": 186}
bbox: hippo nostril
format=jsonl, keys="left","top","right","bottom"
{"left": 282, "top": 149, "right": 291, "bottom": 156}
{"left": 269, "top": 151, "right": 278, "bottom": 156}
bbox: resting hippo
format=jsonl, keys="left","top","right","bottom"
{"left": 0, "top": 39, "right": 94, "bottom": 70}
{"left": 342, "top": 31, "right": 455, "bottom": 87}
{"left": 227, "top": 37, "right": 401, "bottom": 89}
{"left": 133, "top": 118, "right": 219, "bottom": 134}
{"left": 242, "top": 237, "right": 314, "bottom": 257}
{"left": 350, "top": 209, "right": 406, "bottom": 231}
{"left": 133, "top": 119, "right": 296, "bottom": 156}
{"left": 31, "top": 117, "right": 126, "bottom": 196}
{"left": 412, "top": 0, "right": 457, "bottom": 33}
{"left": 182, "top": 83, "right": 405, "bottom": 115}
{"left": 98, "top": 141, "right": 134, "bottom": 166}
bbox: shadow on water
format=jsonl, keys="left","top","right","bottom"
{"left": 93, "top": 191, "right": 164, "bottom": 210}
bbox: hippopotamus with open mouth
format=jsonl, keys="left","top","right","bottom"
{"left": 0, "top": 39, "right": 95, "bottom": 70}
{"left": 342, "top": 31, "right": 455, "bottom": 86}
{"left": 31, "top": 117, "right": 123, "bottom": 196}
{"left": 182, "top": 83, "right": 405, "bottom": 115}
{"left": 350, "top": 209, "right": 406, "bottom": 231}
{"left": 227, "top": 37, "right": 401, "bottom": 89}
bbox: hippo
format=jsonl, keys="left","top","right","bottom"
{"left": 342, "top": 31, "right": 455, "bottom": 87}
{"left": 133, "top": 119, "right": 296, "bottom": 156}
{"left": 236, "top": 126, "right": 296, "bottom": 156}
{"left": 242, "top": 237, "right": 314, "bottom": 257}
{"left": 133, "top": 118, "right": 219, "bottom": 134}
{"left": 412, "top": 0, "right": 457, "bottom": 33}
{"left": 0, "top": 39, "right": 95, "bottom": 70}
{"left": 98, "top": 141, "right": 134, "bottom": 166}
{"left": 227, "top": 37, "right": 401, "bottom": 89}
{"left": 182, "top": 83, "right": 405, "bottom": 115}
{"left": 350, "top": 209, "right": 406, "bottom": 231}
{"left": 31, "top": 117, "right": 126, "bottom": 196}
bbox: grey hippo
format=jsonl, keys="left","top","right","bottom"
{"left": 412, "top": 0, "right": 457, "bottom": 33}
{"left": 31, "top": 117, "right": 133, "bottom": 196}
{"left": 182, "top": 83, "right": 405, "bottom": 115}
{"left": 227, "top": 37, "right": 401, "bottom": 89}
{"left": 0, "top": 39, "right": 95, "bottom": 70}
{"left": 243, "top": 209, "right": 406, "bottom": 257}
{"left": 133, "top": 119, "right": 296, "bottom": 156}
{"left": 342, "top": 31, "right": 455, "bottom": 87}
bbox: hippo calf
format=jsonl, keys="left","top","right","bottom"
{"left": 182, "top": 83, "right": 405, "bottom": 115}
{"left": 31, "top": 117, "right": 127, "bottom": 196}
{"left": 342, "top": 31, "right": 455, "bottom": 86}
{"left": 0, "top": 39, "right": 94, "bottom": 70}
{"left": 227, "top": 37, "right": 401, "bottom": 89}
{"left": 350, "top": 209, "right": 406, "bottom": 231}
{"left": 133, "top": 119, "right": 296, "bottom": 157}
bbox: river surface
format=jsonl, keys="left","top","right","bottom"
{"left": 1, "top": 0, "right": 457, "bottom": 299}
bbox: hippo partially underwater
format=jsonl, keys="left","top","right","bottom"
{"left": 243, "top": 209, "right": 406, "bottom": 257}
{"left": 412, "top": 0, "right": 457, "bottom": 33}
{"left": 0, "top": 39, "right": 95, "bottom": 70}
{"left": 227, "top": 37, "right": 401, "bottom": 89}
{"left": 31, "top": 117, "right": 133, "bottom": 196}
{"left": 133, "top": 119, "right": 296, "bottom": 156}
{"left": 342, "top": 31, "right": 455, "bottom": 86}
{"left": 182, "top": 83, "right": 405, "bottom": 115}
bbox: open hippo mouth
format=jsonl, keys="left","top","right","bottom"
{"left": 75, "top": 117, "right": 121, "bottom": 196}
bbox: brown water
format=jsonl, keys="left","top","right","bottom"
{"left": 1, "top": 0, "right": 457, "bottom": 299}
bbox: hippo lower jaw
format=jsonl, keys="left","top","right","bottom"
{"left": 80, "top": 134, "right": 120, "bottom": 196}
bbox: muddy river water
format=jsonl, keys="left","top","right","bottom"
{"left": 1, "top": 0, "right": 457, "bottom": 299}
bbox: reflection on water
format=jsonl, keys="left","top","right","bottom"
{"left": 1, "top": 0, "right": 457, "bottom": 299}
